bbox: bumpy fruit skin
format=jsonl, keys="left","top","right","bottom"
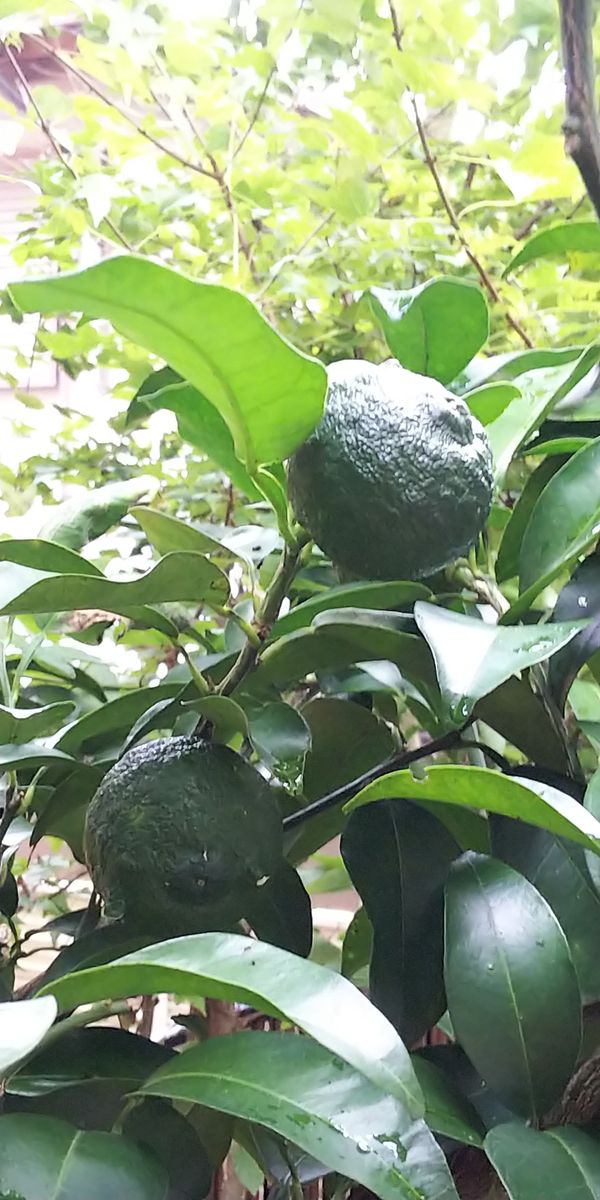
{"left": 287, "top": 359, "right": 493, "bottom": 581}
{"left": 84, "top": 737, "right": 283, "bottom": 935}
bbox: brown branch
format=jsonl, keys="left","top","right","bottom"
{"left": 29, "top": 35, "right": 218, "bottom": 184}
{"left": 387, "top": 0, "right": 404, "bottom": 51}
{"left": 2, "top": 40, "right": 134, "bottom": 253}
{"left": 409, "top": 95, "right": 533, "bottom": 347}
{"left": 559, "top": 0, "right": 600, "bottom": 222}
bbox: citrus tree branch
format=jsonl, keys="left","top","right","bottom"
{"left": 217, "top": 530, "right": 312, "bottom": 698}
{"left": 386, "top": 1, "right": 533, "bottom": 348}
{"left": 282, "top": 726, "right": 469, "bottom": 830}
{"left": 559, "top": 0, "right": 600, "bottom": 223}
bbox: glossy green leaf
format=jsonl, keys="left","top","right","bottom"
{"left": 0, "top": 1114, "right": 168, "bottom": 1199}
{"left": 366, "top": 278, "right": 489, "bottom": 384}
{"left": 464, "top": 382, "right": 521, "bottom": 426}
{"left": 273, "top": 581, "right": 430, "bottom": 638}
{"left": 0, "top": 552, "right": 227, "bottom": 628}
{"left": 414, "top": 601, "right": 582, "bottom": 724}
{"left": 584, "top": 768, "right": 600, "bottom": 894}
{"left": 511, "top": 437, "right": 600, "bottom": 619}
{"left": 126, "top": 367, "right": 262, "bottom": 498}
{"left": 485, "top": 348, "right": 600, "bottom": 485}
{"left": 341, "top": 800, "right": 459, "bottom": 1045}
{"left": 0, "top": 538, "right": 102, "bottom": 577}
{"left": 346, "top": 764, "right": 600, "bottom": 855}
{"left": 505, "top": 221, "right": 600, "bottom": 274}
{"left": 286, "top": 697, "right": 394, "bottom": 864}
{"left": 525, "top": 436, "right": 590, "bottom": 456}
{"left": 0, "top": 997, "right": 57, "bottom": 1079}
{"left": 42, "top": 931, "right": 422, "bottom": 1114}
{"left": 445, "top": 854, "right": 581, "bottom": 1119}
{"left": 248, "top": 701, "right": 312, "bottom": 769}
{"left": 548, "top": 554, "right": 600, "bottom": 710}
{"left": 39, "top": 476, "right": 159, "bottom": 550}
{"left": 141, "top": 1031, "right": 458, "bottom": 1200}
{"left": 0, "top": 742, "right": 75, "bottom": 772}
{"left": 0, "top": 701, "right": 74, "bottom": 743}
{"left": 496, "top": 458, "right": 564, "bottom": 583}
{"left": 132, "top": 505, "right": 239, "bottom": 564}
{"left": 490, "top": 815, "right": 600, "bottom": 1003}
{"left": 10, "top": 256, "right": 327, "bottom": 472}
{"left": 56, "top": 684, "right": 183, "bottom": 754}
{"left": 7, "top": 1026, "right": 173, "bottom": 1095}
{"left": 242, "top": 861, "right": 313, "bottom": 956}
{"left": 410, "top": 1055, "right": 485, "bottom": 1148}
{"left": 485, "top": 1122, "right": 600, "bottom": 1199}
{"left": 184, "top": 695, "right": 248, "bottom": 743}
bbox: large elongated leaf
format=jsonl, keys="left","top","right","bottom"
{"left": 414, "top": 601, "right": 583, "bottom": 725}
{"left": 0, "top": 552, "right": 228, "bottom": 627}
{"left": 39, "top": 476, "right": 159, "bottom": 550}
{"left": 242, "top": 861, "right": 313, "bottom": 956}
{"left": 365, "top": 278, "right": 489, "bottom": 384}
{"left": 274, "top": 581, "right": 430, "bottom": 638}
{"left": 346, "top": 764, "right": 600, "bottom": 854}
{"left": 505, "top": 221, "right": 600, "bottom": 274}
{"left": 548, "top": 553, "right": 600, "bottom": 710}
{"left": 410, "top": 1055, "right": 485, "bottom": 1148}
{"left": 56, "top": 684, "right": 183, "bottom": 754}
{"left": 0, "top": 742, "right": 75, "bottom": 773}
{"left": 41, "top": 931, "right": 423, "bottom": 1114}
{"left": 0, "top": 538, "right": 102, "bottom": 576}
{"left": 126, "top": 367, "right": 261, "bottom": 497}
{"left": 444, "top": 854, "right": 581, "bottom": 1120}
{"left": 0, "top": 1114, "right": 168, "bottom": 1199}
{"left": 485, "top": 1122, "right": 600, "bottom": 1199}
{"left": 341, "top": 800, "right": 459, "bottom": 1046}
{"left": 509, "top": 437, "right": 600, "bottom": 619}
{"left": 7, "top": 1026, "right": 173, "bottom": 1095}
{"left": 496, "top": 458, "right": 565, "bottom": 583}
{"left": 0, "top": 701, "right": 74, "bottom": 743}
{"left": 141, "top": 1031, "right": 459, "bottom": 1200}
{"left": 485, "top": 348, "right": 600, "bottom": 486}
{"left": 132, "top": 505, "right": 239, "bottom": 565}
{"left": 0, "top": 996, "right": 57, "bottom": 1079}
{"left": 10, "top": 256, "right": 327, "bottom": 472}
{"left": 490, "top": 815, "right": 600, "bottom": 1003}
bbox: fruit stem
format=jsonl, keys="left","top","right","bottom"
{"left": 217, "top": 527, "right": 312, "bottom": 698}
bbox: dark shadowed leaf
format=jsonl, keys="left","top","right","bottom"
{"left": 445, "top": 854, "right": 581, "bottom": 1120}
{"left": 548, "top": 553, "right": 600, "bottom": 710}
{"left": 475, "top": 677, "right": 570, "bottom": 773}
{"left": 41, "top": 931, "right": 422, "bottom": 1113}
{"left": 485, "top": 1122, "right": 600, "bottom": 1199}
{"left": 56, "top": 685, "right": 183, "bottom": 755}
{"left": 342, "top": 906, "right": 373, "bottom": 980}
{"left": 0, "top": 1113, "right": 168, "bottom": 1199}
{"left": 242, "top": 861, "right": 313, "bottom": 956}
{"left": 141, "top": 1031, "right": 458, "bottom": 1200}
{"left": 505, "top": 221, "right": 600, "bottom": 274}
{"left": 7, "top": 1027, "right": 173, "bottom": 1095}
{"left": 124, "top": 1097, "right": 213, "bottom": 1200}
{"left": 341, "top": 800, "right": 459, "bottom": 1046}
{"left": 248, "top": 702, "right": 312, "bottom": 770}
{"left": 366, "top": 278, "right": 489, "bottom": 384}
{"left": 10, "top": 256, "right": 327, "bottom": 472}
{"left": 490, "top": 814, "right": 600, "bottom": 1003}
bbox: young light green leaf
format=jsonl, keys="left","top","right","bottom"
{"left": 345, "top": 764, "right": 600, "bottom": 855}
{"left": 365, "top": 278, "right": 489, "bottom": 384}
{"left": 505, "top": 221, "right": 600, "bottom": 275}
{"left": 141, "top": 1031, "right": 459, "bottom": 1200}
{"left": 486, "top": 1122, "right": 600, "bottom": 1199}
{"left": 0, "top": 996, "right": 57, "bottom": 1079}
{"left": 413, "top": 601, "right": 583, "bottom": 724}
{"left": 445, "top": 855, "right": 581, "bottom": 1120}
{"left": 41, "top": 931, "right": 423, "bottom": 1114}
{"left": 10, "top": 256, "right": 327, "bottom": 472}
{"left": 464, "top": 382, "right": 521, "bottom": 426}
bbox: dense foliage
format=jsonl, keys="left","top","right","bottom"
{"left": 2, "top": 2, "right": 600, "bottom": 1199}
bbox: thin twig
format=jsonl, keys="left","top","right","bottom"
{"left": 388, "top": 0, "right": 404, "bottom": 50}
{"left": 2, "top": 40, "right": 134, "bottom": 252}
{"left": 232, "top": 63, "right": 276, "bottom": 161}
{"left": 283, "top": 726, "right": 469, "bottom": 830}
{"left": 559, "top": 0, "right": 600, "bottom": 222}
{"left": 29, "top": 35, "right": 218, "bottom": 183}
